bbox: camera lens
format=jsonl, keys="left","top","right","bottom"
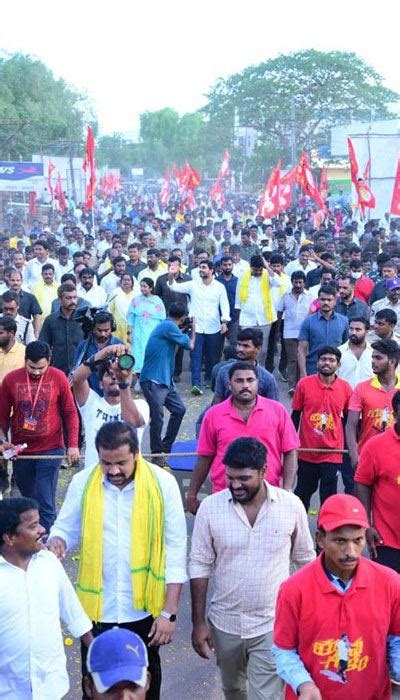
{"left": 118, "top": 354, "right": 135, "bottom": 370}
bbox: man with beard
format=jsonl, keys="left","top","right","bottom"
{"left": 39, "top": 283, "right": 84, "bottom": 375}
{"left": 189, "top": 437, "right": 315, "bottom": 699}
{"left": 0, "top": 497, "right": 92, "bottom": 699}
{"left": 73, "top": 310, "right": 124, "bottom": 396}
{"left": 187, "top": 362, "right": 299, "bottom": 514}
{"left": 292, "top": 346, "right": 353, "bottom": 510}
{"left": 216, "top": 256, "right": 239, "bottom": 345}
{"left": 77, "top": 267, "right": 107, "bottom": 307}
{"left": 0, "top": 315, "right": 25, "bottom": 385}
{"left": 335, "top": 276, "right": 369, "bottom": 321}
{"left": 337, "top": 318, "right": 374, "bottom": 389}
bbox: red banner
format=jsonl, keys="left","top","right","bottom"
{"left": 347, "top": 138, "right": 376, "bottom": 209}
{"left": 160, "top": 167, "right": 170, "bottom": 206}
{"left": 48, "top": 162, "right": 55, "bottom": 201}
{"left": 210, "top": 177, "right": 225, "bottom": 207}
{"left": 55, "top": 172, "right": 67, "bottom": 212}
{"left": 296, "top": 153, "right": 327, "bottom": 211}
{"left": 258, "top": 162, "right": 281, "bottom": 218}
{"left": 279, "top": 167, "right": 296, "bottom": 209}
{"left": 319, "top": 164, "right": 328, "bottom": 201}
{"left": 218, "top": 150, "right": 231, "bottom": 179}
{"left": 83, "top": 126, "right": 96, "bottom": 210}
{"left": 390, "top": 157, "right": 400, "bottom": 216}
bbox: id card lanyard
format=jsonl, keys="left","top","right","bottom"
{"left": 24, "top": 371, "right": 45, "bottom": 430}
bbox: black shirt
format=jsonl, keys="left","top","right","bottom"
{"left": 17, "top": 290, "right": 42, "bottom": 319}
{"left": 154, "top": 272, "right": 191, "bottom": 312}
{"left": 39, "top": 310, "right": 84, "bottom": 375}
{"left": 125, "top": 261, "right": 147, "bottom": 279}
{"left": 335, "top": 297, "right": 369, "bottom": 320}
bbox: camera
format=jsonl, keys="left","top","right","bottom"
{"left": 108, "top": 353, "right": 135, "bottom": 371}
{"left": 73, "top": 305, "right": 106, "bottom": 338}
{"left": 179, "top": 316, "right": 193, "bottom": 334}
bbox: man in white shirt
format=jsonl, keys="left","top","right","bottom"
{"left": 230, "top": 244, "right": 250, "bottom": 278}
{"left": 47, "top": 421, "right": 187, "bottom": 700}
{"left": 23, "top": 240, "right": 54, "bottom": 291}
{"left": 285, "top": 245, "right": 318, "bottom": 278}
{"left": 235, "top": 254, "right": 281, "bottom": 365}
{"left": 78, "top": 268, "right": 107, "bottom": 307}
{"left": 168, "top": 260, "right": 230, "bottom": 395}
{"left": 0, "top": 496, "right": 92, "bottom": 699}
{"left": 337, "top": 317, "right": 374, "bottom": 389}
{"left": 277, "top": 271, "right": 313, "bottom": 395}
{"left": 1, "top": 291, "right": 35, "bottom": 345}
{"left": 100, "top": 256, "right": 126, "bottom": 298}
{"left": 72, "top": 344, "right": 149, "bottom": 469}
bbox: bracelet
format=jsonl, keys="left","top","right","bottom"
{"left": 118, "top": 382, "right": 130, "bottom": 389}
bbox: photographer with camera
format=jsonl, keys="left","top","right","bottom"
{"left": 72, "top": 344, "right": 149, "bottom": 469}
{"left": 140, "top": 302, "right": 196, "bottom": 466}
{"left": 73, "top": 309, "right": 124, "bottom": 396}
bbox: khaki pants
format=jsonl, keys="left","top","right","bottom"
{"left": 209, "top": 621, "right": 283, "bottom": 700}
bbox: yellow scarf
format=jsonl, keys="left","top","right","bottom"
{"left": 238, "top": 269, "right": 275, "bottom": 323}
{"left": 76, "top": 456, "right": 166, "bottom": 621}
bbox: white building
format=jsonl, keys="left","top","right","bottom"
{"left": 330, "top": 119, "right": 400, "bottom": 219}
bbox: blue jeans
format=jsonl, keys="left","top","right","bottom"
{"left": 191, "top": 331, "right": 221, "bottom": 387}
{"left": 140, "top": 381, "right": 186, "bottom": 454}
{"left": 14, "top": 448, "right": 64, "bottom": 533}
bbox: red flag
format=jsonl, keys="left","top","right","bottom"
{"left": 363, "top": 159, "right": 371, "bottom": 181}
{"left": 83, "top": 126, "right": 96, "bottom": 210}
{"left": 48, "top": 162, "right": 56, "bottom": 201}
{"left": 319, "top": 164, "right": 328, "bottom": 201}
{"left": 160, "top": 168, "right": 170, "bottom": 206}
{"left": 29, "top": 191, "right": 37, "bottom": 217}
{"left": 279, "top": 167, "right": 296, "bottom": 209}
{"left": 187, "top": 164, "right": 201, "bottom": 190}
{"left": 218, "top": 150, "right": 231, "bottom": 179}
{"left": 55, "top": 172, "right": 67, "bottom": 212}
{"left": 347, "top": 138, "right": 376, "bottom": 209}
{"left": 296, "top": 153, "right": 327, "bottom": 211}
{"left": 258, "top": 162, "right": 281, "bottom": 218}
{"left": 210, "top": 177, "right": 225, "bottom": 207}
{"left": 390, "top": 157, "right": 400, "bottom": 216}
{"left": 180, "top": 189, "right": 195, "bottom": 212}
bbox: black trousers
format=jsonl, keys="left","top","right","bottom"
{"left": 295, "top": 459, "right": 340, "bottom": 511}
{"left": 140, "top": 380, "right": 186, "bottom": 454}
{"left": 265, "top": 320, "right": 287, "bottom": 373}
{"left": 81, "top": 616, "right": 161, "bottom": 699}
{"left": 376, "top": 546, "right": 400, "bottom": 573}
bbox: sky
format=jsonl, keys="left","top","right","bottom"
{"left": 1, "top": 0, "right": 399, "bottom": 139}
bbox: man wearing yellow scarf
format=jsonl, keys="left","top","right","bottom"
{"left": 235, "top": 254, "right": 282, "bottom": 365}
{"left": 47, "top": 421, "right": 187, "bottom": 700}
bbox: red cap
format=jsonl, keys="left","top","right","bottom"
{"left": 318, "top": 495, "right": 369, "bottom": 532}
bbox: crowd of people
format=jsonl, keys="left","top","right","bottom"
{"left": 0, "top": 188, "right": 400, "bottom": 698}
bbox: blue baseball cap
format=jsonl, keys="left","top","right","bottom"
{"left": 87, "top": 628, "right": 148, "bottom": 692}
{"left": 386, "top": 278, "right": 400, "bottom": 291}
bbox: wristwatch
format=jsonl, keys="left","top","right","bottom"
{"left": 118, "top": 382, "right": 130, "bottom": 389}
{"left": 83, "top": 355, "right": 98, "bottom": 372}
{"left": 160, "top": 610, "right": 177, "bottom": 622}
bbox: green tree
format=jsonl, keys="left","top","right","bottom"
{"left": 205, "top": 49, "right": 399, "bottom": 184}
{"left": 0, "top": 53, "right": 96, "bottom": 159}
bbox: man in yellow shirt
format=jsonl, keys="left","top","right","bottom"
{"left": 34, "top": 264, "right": 58, "bottom": 319}
{"left": 0, "top": 315, "right": 26, "bottom": 386}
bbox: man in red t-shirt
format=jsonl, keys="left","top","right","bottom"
{"left": 0, "top": 341, "right": 79, "bottom": 532}
{"left": 272, "top": 494, "right": 400, "bottom": 699}
{"left": 346, "top": 339, "right": 400, "bottom": 470}
{"left": 292, "top": 345, "right": 352, "bottom": 510}
{"left": 355, "top": 389, "right": 400, "bottom": 573}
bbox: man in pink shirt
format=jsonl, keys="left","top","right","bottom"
{"left": 186, "top": 361, "right": 300, "bottom": 514}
